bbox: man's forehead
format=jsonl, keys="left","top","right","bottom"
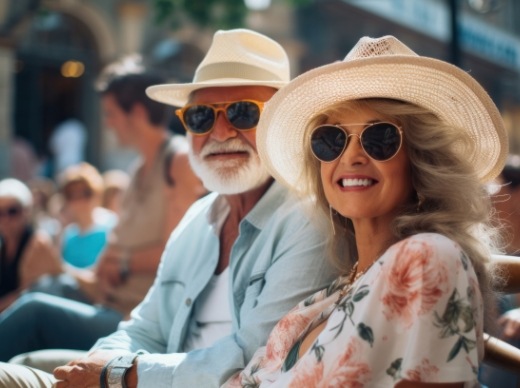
{"left": 188, "top": 85, "right": 277, "bottom": 104}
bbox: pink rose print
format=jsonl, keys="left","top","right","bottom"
{"left": 381, "top": 238, "right": 451, "bottom": 327}
{"left": 288, "top": 358, "right": 324, "bottom": 388}
{"left": 405, "top": 358, "right": 440, "bottom": 382}
{"left": 289, "top": 337, "right": 371, "bottom": 388}
{"left": 224, "top": 372, "right": 244, "bottom": 387}
{"left": 325, "top": 337, "right": 371, "bottom": 387}
{"left": 265, "top": 312, "right": 313, "bottom": 362}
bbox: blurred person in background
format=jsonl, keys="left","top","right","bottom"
{"left": 0, "top": 65, "right": 205, "bottom": 363}
{"left": 10, "top": 137, "right": 38, "bottom": 182}
{"left": 28, "top": 162, "right": 117, "bottom": 305}
{"left": 0, "top": 179, "right": 62, "bottom": 312}
{"left": 101, "top": 169, "right": 130, "bottom": 216}
{"left": 48, "top": 115, "right": 87, "bottom": 178}
{"left": 58, "top": 163, "right": 117, "bottom": 270}
{"left": 480, "top": 154, "right": 520, "bottom": 387}
{"left": 27, "top": 177, "right": 63, "bottom": 245}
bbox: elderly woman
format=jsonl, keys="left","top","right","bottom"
{"left": 225, "top": 36, "right": 507, "bottom": 387}
{"left": 0, "top": 178, "right": 61, "bottom": 311}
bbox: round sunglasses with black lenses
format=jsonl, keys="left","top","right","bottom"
{"left": 179, "top": 100, "right": 263, "bottom": 135}
{"left": 310, "top": 122, "right": 402, "bottom": 162}
{"left": 183, "top": 105, "right": 216, "bottom": 134}
{"left": 226, "top": 101, "right": 261, "bottom": 130}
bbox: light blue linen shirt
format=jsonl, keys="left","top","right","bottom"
{"left": 92, "top": 182, "right": 337, "bottom": 387}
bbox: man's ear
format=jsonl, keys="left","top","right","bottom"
{"left": 130, "top": 103, "right": 147, "bottom": 122}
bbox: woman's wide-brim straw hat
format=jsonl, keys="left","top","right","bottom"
{"left": 146, "top": 29, "right": 290, "bottom": 107}
{"left": 257, "top": 35, "right": 508, "bottom": 192}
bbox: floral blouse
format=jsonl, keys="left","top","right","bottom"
{"left": 224, "top": 233, "right": 484, "bottom": 387}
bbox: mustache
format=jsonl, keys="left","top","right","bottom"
{"left": 199, "top": 139, "right": 253, "bottom": 158}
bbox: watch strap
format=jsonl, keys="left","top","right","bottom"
{"left": 106, "top": 353, "right": 139, "bottom": 388}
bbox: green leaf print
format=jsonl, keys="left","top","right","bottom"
{"left": 240, "top": 371, "right": 261, "bottom": 388}
{"left": 353, "top": 285, "right": 370, "bottom": 302}
{"left": 331, "top": 285, "right": 371, "bottom": 341}
{"left": 282, "top": 338, "right": 302, "bottom": 372}
{"left": 386, "top": 358, "right": 403, "bottom": 380}
{"left": 460, "top": 252, "right": 469, "bottom": 271}
{"left": 357, "top": 322, "right": 374, "bottom": 347}
{"left": 311, "top": 342, "right": 325, "bottom": 362}
{"left": 434, "top": 289, "right": 477, "bottom": 362}
{"left": 447, "top": 336, "right": 464, "bottom": 362}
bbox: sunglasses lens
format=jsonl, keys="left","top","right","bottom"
{"left": 311, "top": 126, "right": 347, "bottom": 162}
{"left": 184, "top": 105, "right": 216, "bottom": 134}
{"left": 7, "top": 207, "right": 21, "bottom": 216}
{"left": 226, "top": 101, "right": 261, "bottom": 130}
{"left": 362, "top": 123, "right": 401, "bottom": 161}
{"left": 0, "top": 206, "right": 22, "bottom": 218}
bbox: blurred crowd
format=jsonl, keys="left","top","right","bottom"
{"left": 0, "top": 164, "right": 129, "bottom": 312}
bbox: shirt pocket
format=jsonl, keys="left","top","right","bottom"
{"left": 241, "top": 272, "right": 266, "bottom": 310}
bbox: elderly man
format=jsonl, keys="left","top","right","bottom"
{"left": 0, "top": 28, "right": 337, "bottom": 387}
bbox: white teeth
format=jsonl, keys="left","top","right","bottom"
{"left": 340, "top": 178, "right": 374, "bottom": 187}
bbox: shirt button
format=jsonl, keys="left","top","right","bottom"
{"left": 185, "top": 298, "right": 192, "bottom": 306}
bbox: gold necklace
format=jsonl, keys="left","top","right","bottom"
{"left": 335, "top": 261, "right": 368, "bottom": 305}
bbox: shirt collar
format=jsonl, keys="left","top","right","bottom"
{"left": 206, "top": 181, "right": 288, "bottom": 233}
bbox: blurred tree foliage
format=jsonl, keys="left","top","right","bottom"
{"left": 153, "top": 0, "right": 311, "bottom": 29}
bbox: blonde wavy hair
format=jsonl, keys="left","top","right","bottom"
{"left": 300, "top": 98, "right": 502, "bottom": 321}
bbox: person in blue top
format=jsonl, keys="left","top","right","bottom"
{"left": 27, "top": 162, "right": 118, "bottom": 305}
{"left": 58, "top": 163, "right": 117, "bottom": 269}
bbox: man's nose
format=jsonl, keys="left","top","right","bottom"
{"left": 209, "top": 112, "right": 239, "bottom": 141}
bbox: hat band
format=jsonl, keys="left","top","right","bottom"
{"left": 194, "top": 62, "right": 284, "bottom": 83}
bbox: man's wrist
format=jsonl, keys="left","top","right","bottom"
{"left": 104, "top": 353, "right": 140, "bottom": 388}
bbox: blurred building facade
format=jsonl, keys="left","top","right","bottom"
{"left": 0, "top": 0, "right": 519, "bottom": 179}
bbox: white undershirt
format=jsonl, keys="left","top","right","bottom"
{"left": 183, "top": 267, "right": 233, "bottom": 352}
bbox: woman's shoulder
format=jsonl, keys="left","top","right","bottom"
{"left": 392, "top": 232, "right": 463, "bottom": 257}
{"left": 381, "top": 232, "right": 467, "bottom": 274}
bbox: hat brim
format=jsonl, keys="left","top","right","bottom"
{"left": 257, "top": 55, "right": 508, "bottom": 191}
{"left": 146, "top": 79, "right": 288, "bottom": 108}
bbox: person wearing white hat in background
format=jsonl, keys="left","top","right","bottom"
{"left": 0, "top": 178, "right": 62, "bottom": 312}
{"left": 224, "top": 35, "right": 508, "bottom": 387}
{"left": 0, "top": 29, "right": 338, "bottom": 387}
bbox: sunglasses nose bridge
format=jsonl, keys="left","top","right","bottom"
{"left": 340, "top": 132, "right": 367, "bottom": 161}
{"left": 344, "top": 132, "right": 362, "bottom": 150}
{"left": 210, "top": 106, "right": 241, "bottom": 140}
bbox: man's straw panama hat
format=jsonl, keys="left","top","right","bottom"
{"left": 146, "top": 29, "right": 290, "bottom": 107}
{"left": 257, "top": 35, "right": 508, "bottom": 192}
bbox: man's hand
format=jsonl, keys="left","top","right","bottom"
{"left": 498, "top": 308, "right": 520, "bottom": 340}
{"left": 53, "top": 350, "right": 119, "bottom": 388}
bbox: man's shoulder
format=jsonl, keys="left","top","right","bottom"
{"left": 173, "top": 192, "right": 219, "bottom": 227}
{"left": 252, "top": 184, "right": 323, "bottom": 235}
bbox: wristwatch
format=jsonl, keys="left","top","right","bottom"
{"left": 106, "top": 353, "right": 139, "bottom": 388}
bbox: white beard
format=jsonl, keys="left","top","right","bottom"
{"left": 189, "top": 138, "right": 271, "bottom": 195}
